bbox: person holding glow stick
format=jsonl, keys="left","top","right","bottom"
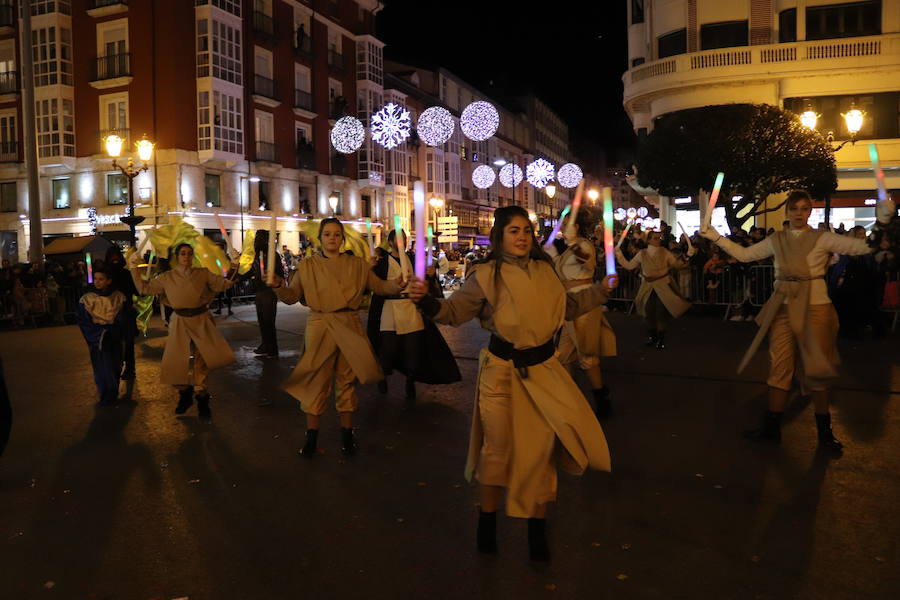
{"left": 128, "top": 242, "right": 239, "bottom": 419}
{"left": 104, "top": 246, "right": 139, "bottom": 381}
{"left": 615, "top": 229, "right": 693, "bottom": 349}
{"left": 367, "top": 228, "right": 460, "bottom": 404}
{"left": 406, "top": 205, "right": 617, "bottom": 563}
{"left": 246, "top": 230, "right": 284, "bottom": 358}
{"left": 76, "top": 267, "right": 129, "bottom": 406}
{"left": 699, "top": 189, "right": 896, "bottom": 451}
{"left": 554, "top": 209, "right": 618, "bottom": 419}
{"left": 265, "top": 218, "right": 404, "bottom": 457}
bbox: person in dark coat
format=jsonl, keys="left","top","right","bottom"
{"left": 248, "top": 230, "right": 284, "bottom": 357}
{"left": 104, "top": 246, "right": 138, "bottom": 380}
{"left": 366, "top": 230, "right": 461, "bottom": 403}
{"left": 76, "top": 268, "right": 129, "bottom": 406}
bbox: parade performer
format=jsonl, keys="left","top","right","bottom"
{"left": 129, "top": 239, "right": 237, "bottom": 419}
{"left": 407, "top": 206, "right": 616, "bottom": 562}
{"left": 76, "top": 267, "right": 129, "bottom": 406}
{"left": 366, "top": 229, "right": 460, "bottom": 403}
{"left": 269, "top": 218, "right": 402, "bottom": 457}
{"left": 615, "top": 230, "right": 692, "bottom": 349}
{"left": 700, "top": 190, "right": 895, "bottom": 450}
{"left": 103, "top": 246, "right": 139, "bottom": 380}
{"left": 248, "top": 230, "right": 284, "bottom": 357}
{"left": 555, "top": 211, "right": 617, "bottom": 418}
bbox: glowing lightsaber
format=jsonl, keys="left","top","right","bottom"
{"left": 413, "top": 181, "right": 426, "bottom": 279}
{"left": 617, "top": 222, "right": 633, "bottom": 249}
{"left": 427, "top": 225, "right": 434, "bottom": 260}
{"left": 145, "top": 251, "right": 155, "bottom": 279}
{"left": 869, "top": 144, "right": 889, "bottom": 203}
{"left": 564, "top": 181, "right": 585, "bottom": 239}
{"left": 215, "top": 258, "right": 227, "bottom": 276}
{"left": 365, "top": 218, "right": 375, "bottom": 257}
{"left": 602, "top": 187, "right": 616, "bottom": 282}
{"left": 542, "top": 205, "right": 571, "bottom": 251}
{"left": 258, "top": 251, "right": 265, "bottom": 279}
{"left": 393, "top": 214, "right": 413, "bottom": 280}
{"left": 85, "top": 252, "right": 93, "bottom": 284}
{"left": 266, "top": 213, "right": 277, "bottom": 285}
{"left": 215, "top": 214, "right": 234, "bottom": 258}
{"left": 136, "top": 225, "right": 154, "bottom": 258}
{"left": 703, "top": 172, "right": 725, "bottom": 230}
{"left": 678, "top": 222, "right": 694, "bottom": 251}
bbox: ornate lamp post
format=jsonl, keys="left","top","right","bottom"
{"left": 328, "top": 193, "right": 339, "bottom": 215}
{"left": 428, "top": 195, "right": 444, "bottom": 234}
{"left": 105, "top": 133, "right": 154, "bottom": 246}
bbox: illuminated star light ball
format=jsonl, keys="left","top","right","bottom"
{"left": 417, "top": 106, "right": 455, "bottom": 146}
{"left": 499, "top": 163, "right": 523, "bottom": 188}
{"left": 460, "top": 101, "right": 499, "bottom": 141}
{"left": 557, "top": 163, "right": 583, "bottom": 189}
{"left": 472, "top": 165, "right": 496, "bottom": 189}
{"left": 330, "top": 116, "right": 365, "bottom": 154}
{"left": 371, "top": 102, "right": 411, "bottom": 150}
{"left": 526, "top": 158, "right": 556, "bottom": 188}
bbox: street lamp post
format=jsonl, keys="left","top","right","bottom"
{"left": 105, "top": 134, "right": 154, "bottom": 246}
{"left": 239, "top": 175, "right": 260, "bottom": 245}
{"left": 428, "top": 196, "right": 444, "bottom": 244}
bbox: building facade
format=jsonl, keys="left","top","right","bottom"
{"left": 623, "top": 0, "right": 900, "bottom": 229}
{"left": 0, "top": 0, "right": 385, "bottom": 264}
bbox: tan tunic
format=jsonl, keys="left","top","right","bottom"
{"left": 131, "top": 266, "right": 235, "bottom": 386}
{"left": 275, "top": 253, "right": 400, "bottom": 407}
{"left": 615, "top": 245, "right": 691, "bottom": 319}
{"left": 555, "top": 238, "right": 617, "bottom": 363}
{"left": 429, "top": 257, "right": 611, "bottom": 518}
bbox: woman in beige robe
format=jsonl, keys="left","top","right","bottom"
{"left": 615, "top": 230, "right": 692, "bottom": 349}
{"left": 129, "top": 243, "right": 237, "bottom": 419}
{"left": 408, "top": 206, "right": 616, "bottom": 562}
{"left": 554, "top": 212, "right": 617, "bottom": 418}
{"left": 269, "top": 218, "right": 401, "bottom": 458}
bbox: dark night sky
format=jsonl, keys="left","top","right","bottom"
{"left": 375, "top": 0, "right": 636, "bottom": 169}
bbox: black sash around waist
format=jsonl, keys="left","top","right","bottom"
{"left": 173, "top": 306, "right": 209, "bottom": 317}
{"left": 488, "top": 335, "right": 555, "bottom": 379}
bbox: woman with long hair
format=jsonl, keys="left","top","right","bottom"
{"left": 408, "top": 205, "right": 616, "bottom": 562}
{"left": 269, "top": 218, "right": 402, "bottom": 457}
{"left": 554, "top": 210, "right": 617, "bottom": 418}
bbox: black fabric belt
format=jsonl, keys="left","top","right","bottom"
{"left": 311, "top": 307, "right": 357, "bottom": 314}
{"left": 173, "top": 306, "right": 209, "bottom": 317}
{"left": 776, "top": 275, "right": 824, "bottom": 282}
{"left": 488, "top": 335, "right": 555, "bottom": 379}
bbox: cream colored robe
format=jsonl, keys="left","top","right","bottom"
{"left": 131, "top": 265, "right": 235, "bottom": 386}
{"left": 275, "top": 253, "right": 400, "bottom": 404}
{"left": 615, "top": 245, "right": 691, "bottom": 319}
{"left": 555, "top": 238, "right": 617, "bottom": 361}
{"left": 429, "top": 258, "right": 611, "bottom": 518}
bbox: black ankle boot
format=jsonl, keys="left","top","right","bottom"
{"left": 743, "top": 410, "right": 782, "bottom": 443}
{"left": 655, "top": 331, "right": 666, "bottom": 350}
{"left": 645, "top": 330, "right": 658, "bottom": 347}
{"left": 815, "top": 413, "right": 843, "bottom": 451}
{"left": 528, "top": 518, "right": 550, "bottom": 562}
{"left": 299, "top": 429, "right": 318, "bottom": 458}
{"left": 195, "top": 391, "right": 212, "bottom": 420}
{"left": 340, "top": 427, "right": 357, "bottom": 456}
{"left": 175, "top": 388, "right": 194, "bottom": 414}
{"left": 477, "top": 510, "right": 498, "bottom": 554}
{"left": 592, "top": 386, "right": 611, "bottom": 419}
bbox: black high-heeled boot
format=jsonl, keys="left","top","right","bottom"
{"left": 743, "top": 410, "right": 782, "bottom": 443}
{"left": 195, "top": 391, "right": 212, "bottom": 420}
{"left": 340, "top": 427, "right": 357, "bottom": 456}
{"left": 528, "top": 518, "right": 550, "bottom": 562}
{"left": 815, "top": 413, "right": 843, "bottom": 451}
{"left": 299, "top": 428, "right": 318, "bottom": 458}
{"left": 592, "top": 386, "right": 611, "bottom": 419}
{"left": 477, "top": 510, "right": 498, "bottom": 554}
{"left": 175, "top": 387, "right": 194, "bottom": 414}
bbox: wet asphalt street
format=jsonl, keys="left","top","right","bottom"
{"left": 1, "top": 301, "right": 899, "bottom": 600}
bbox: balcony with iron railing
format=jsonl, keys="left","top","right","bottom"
{"left": 328, "top": 49, "right": 345, "bottom": 74}
{"left": 0, "top": 140, "right": 18, "bottom": 162}
{"left": 0, "top": 71, "right": 17, "bottom": 94}
{"left": 623, "top": 33, "right": 900, "bottom": 110}
{"left": 91, "top": 0, "right": 128, "bottom": 8}
{"left": 93, "top": 53, "right": 130, "bottom": 81}
{"left": 294, "top": 89, "right": 313, "bottom": 112}
{"left": 256, "top": 141, "right": 278, "bottom": 163}
{"left": 294, "top": 35, "right": 313, "bottom": 60}
{"left": 296, "top": 141, "right": 315, "bottom": 170}
{"left": 254, "top": 75, "right": 278, "bottom": 101}
{"left": 253, "top": 10, "right": 275, "bottom": 41}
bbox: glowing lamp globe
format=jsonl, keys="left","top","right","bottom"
{"left": 330, "top": 116, "right": 366, "bottom": 154}
{"left": 136, "top": 137, "right": 154, "bottom": 162}
{"left": 526, "top": 159, "right": 555, "bottom": 188}
{"left": 800, "top": 110, "right": 818, "bottom": 130}
{"left": 499, "top": 163, "right": 523, "bottom": 188}
{"left": 587, "top": 189, "right": 600, "bottom": 202}
{"left": 460, "top": 101, "right": 499, "bottom": 141}
{"left": 472, "top": 165, "right": 496, "bottom": 189}
{"left": 557, "top": 163, "right": 583, "bottom": 188}
{"left": 371, "top": 102, "right": 412, "bottom": 150}
{"left": 104, "top": 134, "right": 124, "bottom": 158}
{"left": 545, "top": 184, "right": 557, "bottom": 199}
{"left": 417, "top": 106, "right": 455, "bottom": 147}
{"left": 843, "top": 108, "right": 864, "bottom": 135}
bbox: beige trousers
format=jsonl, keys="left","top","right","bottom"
{"left": 175, "top": 343, "right": 209, "bottom": 392}
{"left": 767, "top": 304, "right": 839, "bottom": 392}
{"left": 302, "top": 349, "right": 358, "bottom": 416}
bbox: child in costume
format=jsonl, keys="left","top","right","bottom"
{"left": 76, "top": 268, "right": 128, "bottom": 406}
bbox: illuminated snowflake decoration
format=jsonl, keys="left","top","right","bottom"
{"left": 526, "top": 158, "right": 556, "bottom": 188}
{"left": 330, "top": 116, "right": 365, "bottom": 154}
{"left": 499, "top": 163, "right": 523, "bottom": 188}
{"left": 460, "top": 101, "right": 499, "bottom": 141}
{"left": 614, "top": 208, "right": 627, "bottom": 221}
{"left": 417, "top": 106, "right": 455, "bottom": 147}
{"left": 370, "top": 102, "right": 411, "bottom": 150}
{"left": 472, "top": 165, "right": 496, "bottom": 189}
{"left": 557, "top": 163, "right": 583, "bottom": 189}
{"left": 637, "top": 206, "right": 649, "bottom": 218}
